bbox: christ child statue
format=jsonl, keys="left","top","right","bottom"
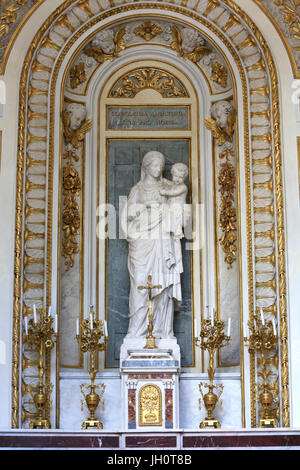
{"left": 160, "top": 162, "right": 189, "bottom": 239}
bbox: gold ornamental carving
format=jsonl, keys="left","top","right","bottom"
{"left": 109, "top": 67, "right": 188, "bottom": 98}
{"left": 0, "top": 0, "right": 44, "bottom": 74}
{"left": 61, "top": 152, "right": 81, "bottom": 271}
{"left": 134, "top": 21, "right": 163, "bottom": 41}
{"left": 205, "top": 104, "right": 237, "bottom": 268}
{"left": 139, "top": 384, "right": 162, "bottom": 427}
{"left": 273, "top": 0, "right": 300, "bottom": 40}
{"left": 62, "top": 110, "right": 92, "bottom": 149}
{"left": 211, "top": 61, "right": 228, "bottom": 88}
{"left": 69, "top": 62, "right": 86, "bottom": 89}
{"left": 61, "top": 108, "right": 92, "bottom": 270}
{"left": 205, "top": 106, "right": 236, "bottom": 146}
{"left": 171, "top": 25, "right": 211, "bottom": 63}
{"left": 218, "top": 149, "right": 237, "bottom": 268}
{"left": 254, "top": 0, "right": 300, "bottom": 77}
{"left": 84, "top": 26, "right": 126, "bottom": 65}
{"left": 0, "top": 2, "right": 19, "bottom": 42}
{"left": 0, "top": 0, "right": 39, "bottom": 43}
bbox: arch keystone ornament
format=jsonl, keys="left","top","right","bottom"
{"left": 11, "top": 0, "right": 289, "bottom": 430}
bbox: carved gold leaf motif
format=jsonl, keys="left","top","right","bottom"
{"left": 205, "top": 105, "right": 237, "bottom": 268}
{"left": 0, "top": 0, "right": 40, "bottom": 44}
{"left": 171, "top": 25, "right": 211, "bottom": 63}
{"left": 110, "top": 67, "right": 188, "bottom": 98}
{"left": 62, "top": 110, "right": 92, "bottom": 149}
{"left": 61, "top": 151, "right": 81, "bottom": 271}
{"left": 274, "top": 0, "right": 300, "bottom": 40}
{"left": 211, "top": 61, "right": 228, "bottom": 88}
{"left": 134, "top": 21, "right": 163, "bottom": 41}
{"left": 70, "top": 62, "right": 86, "bottom": 89}
{"left": 205, "top": 108, "right": 236, "bottom": 146}
{"left": 84, "top": 26, "right": 125, "bottom": 65}
{"left": 218, "top": 150, "right": 237, "bottom": 268}
{"left": 139, "top": 384, "right": 162, "bottom": 426}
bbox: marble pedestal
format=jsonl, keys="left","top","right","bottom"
{"left": 120, "top": 338, "right": 181, "bottom": 430}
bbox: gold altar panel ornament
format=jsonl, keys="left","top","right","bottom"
{"left": 139, "top": 384, "right": 162, "bottom": 427}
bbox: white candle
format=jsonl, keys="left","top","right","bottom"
{"left": 90, "top": 313, "right": 93, "bottom": 330}
{"left": 25, "top": 316, "right": 28, "bottom": 336}
{"left": 54, "top": 314, "right": 58, "bottom": 333}
{"left": 48, "top": 305, "right": 52, "bottom": 317}
{"left": 76, "top": 318, "right": 79, "bottom": 336}
{"left": 33, "top": 304, "right": 37, "bottom": 324}
{"left": 260, "top": 308, "right": 265, "bottom": 326}
{"left": 211, "top": 309, "right": 214, "bottom": 327}
{"left": 243, "top": 322, "right": 247, "bottom": 339}
{"left": 227, "top": 317, "right": 231, "bottom": 337}
{"left": 104, "top": 320, "right": 108, "bottom": 337}
{"left": 272, "top": 318, "right": 276, "bottom": 335}
{"left": 205, "top": 306, "right": 209, "bottom": 320}
{"left": 194, "top": 321, "right": 198, "bottom": 339}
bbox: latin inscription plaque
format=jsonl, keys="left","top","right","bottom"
{"left": 107, "top": 106, "right": 190, "bottom": 131}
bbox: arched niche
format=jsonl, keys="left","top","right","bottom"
{"left": 14, "top": 1, "right": 288, "bottom": 430}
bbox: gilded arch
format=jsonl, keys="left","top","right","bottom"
{"left": 12, "top": 0, "right": 289, "bottom": 430}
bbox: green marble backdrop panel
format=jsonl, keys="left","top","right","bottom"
{"left": 105, "top": 139, "right": 193, "bottom": 367}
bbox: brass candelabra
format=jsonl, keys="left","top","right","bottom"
{"left": 138, "top": 275, "right": 162, "bottom": 349}
{"left": 244, "top": 310, "right": 278, "bottom": 428}
{"left": 76, "top": 306, "right": 108, "bottom": 429}
{"left": 25, "top": 306, "right": 57, "bottom": 429}
{"left": 195, "top": 310, "right": 231, "bottom": 429}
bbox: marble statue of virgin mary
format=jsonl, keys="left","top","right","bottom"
{"left": 122, "top": 151, "right": 183, "bottom": 340}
